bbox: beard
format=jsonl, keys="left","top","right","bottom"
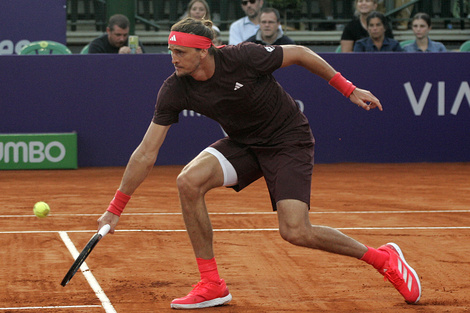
{"left": 175, "top": 61, "right": 201, "bottom": 77}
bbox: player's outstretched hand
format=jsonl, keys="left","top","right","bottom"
{"left": 349, "top": 88, "right": 383, "bottom": 111}
{"left": 97, "top": 211, "right": 120, "bottom": 234}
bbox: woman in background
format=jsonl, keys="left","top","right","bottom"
{"left": 340, "top": 0, "right": 394, "bottom": 52}
{"left": 184, "top": 0, "right": 222, "bottom": 46}
{"left": 354, "top": 11, "right": 402, "bottom": 52}
{"left": 403, "top": 13, "right": 446, "bottom": 52}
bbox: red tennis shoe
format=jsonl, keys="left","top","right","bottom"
{"left": 171, "top": 279, "right": 232, "bottom": 309}
{"left": 377, "top": 243, "right": 421, "bottom": 304}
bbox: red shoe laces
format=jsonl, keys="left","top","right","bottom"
{"left": 189, "top": 281, "right": 211, "bottom": 295}
{"left": 383, "top": 268, "right": 404, "bottom": 285}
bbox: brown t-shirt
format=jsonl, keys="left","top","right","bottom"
{"left": 153, "top": 42, "right": 312, "bottom": 146}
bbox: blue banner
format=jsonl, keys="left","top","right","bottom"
{"left": 0, "top": 53, "right": 469, "bottom": 166}
{"left": 0, "top": 0, "right": 67, "bottom": 55}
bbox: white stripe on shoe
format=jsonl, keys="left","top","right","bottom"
{"left": 387, "top": 242, "right": 422, "bottom": 303}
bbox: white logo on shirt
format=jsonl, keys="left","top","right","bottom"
{"left": 234, "top": 82, "right": 244, "bottom": 90}
{"left": 169, "top": 35, "right": 177, "bottom": 41}
{"left": 264, "top": 46, "right": 275, "bottom": 52}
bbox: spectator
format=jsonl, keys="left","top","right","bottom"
{"left": 185, "top": 0, "right": 222, "bottom": 46}
{"left": 403, "top": 13, "right": 446, "bottom": 52}
{"left": 211, "top": 26, "right": 223, "bottom": 47}
{"left": 186, "top": 0, "right": 211, "bottom": 20}
{"left": 245, "top": 8, "right": 295, "bottom": 45}
{"left": 229, "top": 0, "right": 264, "bottom": 45}
{"left": 340, "top": 0, "right": 394, "bottom": 52}
{"left": 354, "top": 11, "right": 403, "bottom": 52}
{"left": 88, "top": 14, "right": 144, "bottom": 54}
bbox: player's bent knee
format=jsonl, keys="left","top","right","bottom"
{"left": 176, "top": 171, "right": 201, "bottom": 198}
{"left": 279, "top": 225, "right": 308, "bottom": 247}
{"left": 176, "top": 167, "right": 215, "bottom": 199}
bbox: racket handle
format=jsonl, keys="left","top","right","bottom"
{"left": 98, "top": 224, "right": 111, "bottom": 237}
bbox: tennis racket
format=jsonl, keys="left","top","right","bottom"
{"left": 60, "top": 224, "right": 111, "bottom": 287}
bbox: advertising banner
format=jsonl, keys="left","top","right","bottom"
{"left": 0, "top": 0, "right": 67, "bottom": 55}
{"left": 0, "top": 133, "right": 77, "bottom": 170}
{"left": 0, "top": 53, "right": 468, "bottom": 167}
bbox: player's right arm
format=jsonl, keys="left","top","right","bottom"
{"left": 97, "top": 122, "right": 170, "bottom": 233}
{"left": 119, "top": 122, "right": 170, "bottom": 195}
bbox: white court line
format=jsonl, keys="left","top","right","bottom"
{"left": 1, "top": 210, "right": 467, "bottom": 311}
{"left": 115, "top": 226, "right": 470, "bottom": 231}
{"left": 0, "top": 305, "right": 101, "bottom": 310}
{"left": 1, "top": 226, "right": 470, "bottom": 235}
{"left": 59, "top": 231, "right": 117, "bottom": 313}
{"left": 2, "top": 209, "right": 470, "bottom": 218}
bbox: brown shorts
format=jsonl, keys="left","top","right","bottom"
{"left": 209, "top": 137, "right": 314, "bottom": 210}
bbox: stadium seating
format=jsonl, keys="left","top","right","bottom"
{"left": 459, "top": 40, "right": 470, "bottom": 52}
{"left": 399, "top": 39, "right": 415, "bottom": 48}
{"left": 19, "top": 40, "right": 72, "bottom": 55}
{"left": 80, "top": 44, "right": 90, "bottom": 54}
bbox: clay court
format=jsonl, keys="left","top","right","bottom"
{"left": 1, "top": 162, "right": 469, "bottom": 312}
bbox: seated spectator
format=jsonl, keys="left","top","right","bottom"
{"left": 403, "top": 13, "right": 446, "bottom": 52}
{"left": 245, "top": 8, "right": 295, "bottom": 45}
{"left": 89, "top": 14, "right": 145, "bottom": 54}
{"left": 184, "top": 0, "right": 222, "bottom": 46}
{"left": 229, "top": 0, "right": 264, "bottom": 45}
{"left": 341, "top": 0, "right": 394, "bottom": 53}
{"left": 354, "top": 11, "right": 403, "bottom": 52}
{"left": 211, "top": 26, "right": 223, "bottom": 47}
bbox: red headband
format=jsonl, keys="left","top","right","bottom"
{"left": 168, "top": 31, "right": 212, "bottom": 49}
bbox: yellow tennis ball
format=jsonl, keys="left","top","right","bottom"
{"left": 33, "top": 201, "right": 50, "bottom": 218}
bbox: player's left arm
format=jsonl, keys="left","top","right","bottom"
{"left": 280, "top": 45, "right": 382, "bottom": 111}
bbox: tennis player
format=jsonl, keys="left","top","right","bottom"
{"left": 97, "top": 17, "right": 421, "bottom": 309}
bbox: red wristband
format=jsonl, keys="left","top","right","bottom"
{"left": 329, "top": 72, "right": 356, "bottom": 98}
{"left": 107, "top": 189, "right": 131, "bottom": 217}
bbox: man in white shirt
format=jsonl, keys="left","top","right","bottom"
{"left": 229, "top": 0, "right": 264, "bottom": 45}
